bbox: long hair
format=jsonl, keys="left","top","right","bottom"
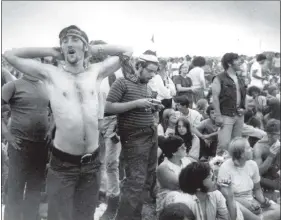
{"left": 175, "top": 117, "right": 193, "bottom": 153}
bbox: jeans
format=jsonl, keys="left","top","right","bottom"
{"left": 193, "top": 88, "right": 204, "bottom": 104}
{"left": 46, "top": 148, "right": 101, "bottom": 220}
{"left": 5, "top": 139, "right": 48, "bottom": 220}
{"left": 217, "top": 115, "right": 244, "bottom": 154}
{"left": 115, "top": 126, "right": 158, "bottom": 220}
{"left": 99, "top": 116, "right": 121, "bottom": 197}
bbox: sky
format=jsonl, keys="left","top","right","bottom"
{"left": 1, "top": 1, "right": 280, "bottom": 57}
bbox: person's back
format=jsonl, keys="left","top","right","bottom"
{"left": 188, "top": 66, "right": 204, "bottom": 88}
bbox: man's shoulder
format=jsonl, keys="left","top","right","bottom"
{"left": 245, "top": 160, "right": 259, "bottom": 170}
{"left": 189, "top": 108, "right": 202, "bottom": 116}
{"left": 220, "top": 158, "right": 233, "bottom": 169}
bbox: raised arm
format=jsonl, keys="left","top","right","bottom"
{"left": 3, "top": 47, "right": 61, "bottom": 81}
{"left": 90, "top": 44, "right": 133, "bottom": 80}
{"left": 2, "top": 67, "right": 16, "bottom": 83}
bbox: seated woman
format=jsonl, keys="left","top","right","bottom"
{"left": 175, "top": 116, "right": 200, "bottom": 160}
{"left": 158, "top": 108, "right": 180, "bottom": 137}
{"left": 157, "top": 108, "right": 180, "bottom": 164}
{"left": 159, "top": 161, "right": 244, "bottom": 220}
{"left": 218, "top": 137, "right": 280, "bottom": 220}
{"left": 156, "top": 135, "right": 195, "bottom": 214}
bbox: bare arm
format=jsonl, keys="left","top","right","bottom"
{"left": 90, "top": 44, "right": 133, "bottom": 80}
{"left": 2, "top": 68, "right": 16, "bottom": 83}
{"left": 253, "top": 182, "right": 266, "bottom": 204}
{"left": 3, "top": 47, "right": 59, "bottom": 81}
{"left": 211, "top": 77, "right": 222, "bottom": 116}
{"left": 156, "top": 165, "right": 180, "bottom": 191}
{"left": 191, "top": 126, "right": 204, "bottom": 139}
{"left": 200, "top": 69, "right": 206, "bottom": 89}
{"left": 252, "top": 69, "right": 265, "bottom": 80}
{"left": 253, "top": 146, "right": 275, "bottom": 175}
{"left": 90, "top": 44, "right": 133, "bottom": 57}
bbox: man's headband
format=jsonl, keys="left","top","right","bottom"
{"left": 59, "top": 29, "right": 88, "bottom": 45}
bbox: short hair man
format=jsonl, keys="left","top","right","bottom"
{"left": 253, "top": 119, "right": 280, "bottom": 191}
{"left": 105, "top": 53, "right": 162, "bottom": 220}
{"left": 212, "top": 53, "right": 247, "bottom": 154}
{"left": 4, "top": 25, "right": 132, "bottom": 220}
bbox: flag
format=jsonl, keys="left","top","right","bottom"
{"left": 151, "top": 34, "right": 154, "bottom": 43}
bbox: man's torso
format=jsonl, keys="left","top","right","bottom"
{"left": 107, "top": 78, "right": 154, "bottom": 134}
{"left": 45, "top": 64, "right": 102, "bottom": 155}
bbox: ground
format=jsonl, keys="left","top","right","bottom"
{"left": 2, "top": 202, "right": 157, "bottom": 220}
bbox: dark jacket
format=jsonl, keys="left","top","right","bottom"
{"left": 214, "top": 71, "right": 247, "bottom": 117}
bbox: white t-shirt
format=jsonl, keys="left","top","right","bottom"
{"left": 148, "top": 74, "right": 176, "bottom": 100}
{"left": 188, "top": 67, "right": 205, "bottom": 88}
{"left": 218, "top": 159, "right": 260, "bottom": 200}
{"left": 250, "top": 61, "right": 263, "bottom": 89}
{"left": 181, "top": 109, "right": 203, "bottom": 128}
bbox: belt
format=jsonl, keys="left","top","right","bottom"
{"left": 51, "top": 147, "right": 99, "bottom": 165}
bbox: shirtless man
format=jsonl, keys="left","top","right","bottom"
{"left": 4, "top": 25, "right": 133, "bottom": 220}
{"left": 253, "top": 119, "right": 280, "bottom": 191}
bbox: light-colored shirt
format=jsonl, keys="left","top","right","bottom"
{"left": 188, "top": 67, "right": 205, "bottom": 88}
{"left": 148, "top": 74, "right": 176, "bottom": 100}
{"left": 218, "top": 159, "right": 260, "bottom": 200}
{"left": 181, "top": 109, "right": 203, "bottom": 128}
{"left": 160, "top": 190, "right": 244, "bottom": 220}
{"left": 250, "top": 61, "right": 263, "bottom": 89}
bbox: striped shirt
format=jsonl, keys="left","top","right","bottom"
{"left": 106, "top": 77, "right": 154, "bottom": 134}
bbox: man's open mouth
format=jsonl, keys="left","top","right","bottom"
{"left": 68, "top": 49, "right": 76, "bottom": 55}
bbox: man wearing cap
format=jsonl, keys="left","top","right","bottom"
{"left": 4, "top": 25, "right": 133, "bottom": 220}
{"left": 253, "top": 119, "right": 280, "bottom": 191}
{"left": 105, "top": 52, "right": 162, "bottom": 220}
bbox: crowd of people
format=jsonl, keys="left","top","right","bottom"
{"left": 1, "top": 25, "right": 280, "bottom": 220}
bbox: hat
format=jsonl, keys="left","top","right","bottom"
{"left": 139, "top": 54, "right": 159, "bottom": 64}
